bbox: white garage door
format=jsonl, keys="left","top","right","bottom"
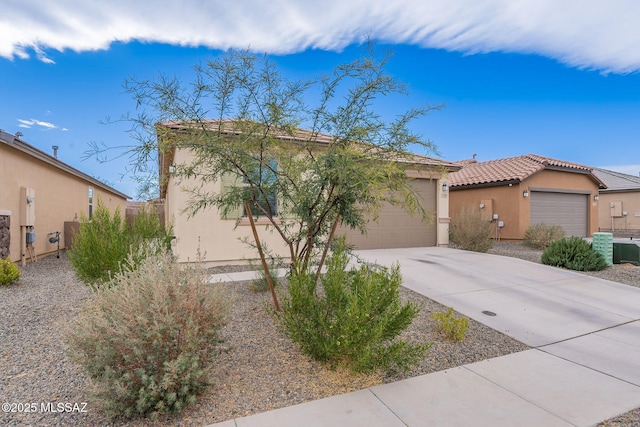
{"left": 341, "top": 179, "right": 437, "bottom": 249}
{"left": 530, "top": 191, "right": 588, "bottom": 237}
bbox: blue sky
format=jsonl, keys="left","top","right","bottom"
{"left": 1, "top": 1, "right": 639, "bottom": 199}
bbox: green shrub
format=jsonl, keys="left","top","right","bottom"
{"left": 0, "top": 257, "right": 20, "bottom": 286}
{"left": 276, "top": 239, "right": 430, "bottom": 374}
{"left": 431, "top": 308, "right": 468, "bottom": 342}
{"left": 450, "top": 207, "right": 494, "bottom": 252}
{"left": 66, "top": 253, "right": 228, "bottom": 419}
{"left": 523, "top": 224, "right": 565, "bottom": 249}
{"left": 68, "top": 199, "right": 173, "bottom": 289}
{"left": 541, "top": 236, "right": 608, "bottom": 271}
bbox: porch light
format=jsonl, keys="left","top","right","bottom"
{"left": 442, "top": 183, "right": 449, "bottom": 192}
{"left": 523, "top": 190, "right": 529, "bottom": 197}
{"left": 594, "top": 195, "right": 600, "bottom": 201}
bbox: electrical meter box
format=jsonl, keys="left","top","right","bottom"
{"left": 20, "top": 187, "right": 35, "bottom": 226}
{"left": 480, "top": 199, "right": 494, "bottom": 221}
{"left": 610, "top": 201, "right": 623, "bottom": 217}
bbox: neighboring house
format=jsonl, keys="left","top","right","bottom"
{"left": 157, "top": 120, "right": 460, "bottom": 265}
{"left": 449, "top": 154, "right": 606, "bottom": 240}
{"left": 0, "top": 130, "right": 129, "bottom": 264}
{"left": 592, "top": 168, "right": 640, "bottom": 234}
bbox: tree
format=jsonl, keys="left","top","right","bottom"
{"left": 120, "top": 46, "right": 440, "bottom": 308}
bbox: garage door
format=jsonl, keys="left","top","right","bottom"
{"left": 341, "top": 179, "right": 437, "bottom": 249}
{"left": 530, "top": 191, "right": 588, "bottom": 237}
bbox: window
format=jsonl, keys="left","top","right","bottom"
{"left": 243, "top": 159, "right": 278, "bottom": 217}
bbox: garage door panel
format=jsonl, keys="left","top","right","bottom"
{"left": 341, "top": 180, "right": 437, "bottom": 249}
{"left": 530, "top": 192, "right": 587, "bottom": 237}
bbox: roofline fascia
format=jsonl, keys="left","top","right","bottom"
{"left": 0, "top": 131, "right": 130, "bottom": 200}
{"left": 599, "top": 188, "right": 640, "bottom": 194}
{"left": 450, "top": 179, "right": 521, "bottom": 190}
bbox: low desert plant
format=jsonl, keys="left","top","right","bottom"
{"left": 431, "top": 308, "right": 468, "bottom": 342}
{"left": 0, "top": 257, "right": 20, "bottom": 286}
{"left": 276, "top": 239, "right": 430, "bottom": 374}
{"left": 523, "top": 223, "right": 565, "bottom": 249}
{"left": 66, "top": 253, "right": 228, "bottom": 419}
{"left": 541, "top": 236, "right": 608, "bottom": 271}
{"left": 68, "top": 199, "right": 173, "bottom": 289}
{"left": 450, "top": 207, "right": 494, "bottom": 252}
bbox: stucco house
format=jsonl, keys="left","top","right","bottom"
{"left": 592, "top": 168, "right": 640, "bottom": 234}
{"left": 449, "top": 154, "right": 606, "bottom": 240}
{"left": 157, "top": 120, "right": 460, "bottom": 265}
{"left": 0, "top": 130, "right": 129, "bottom": 264}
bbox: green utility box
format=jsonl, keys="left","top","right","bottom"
{"left": 613, "top": 241, "right": 640, "bottom": 266}
{"left": 592, "top": 232, "right": 613, "bottom": 267}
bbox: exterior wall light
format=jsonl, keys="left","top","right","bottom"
{"left": 442, "top": 182, "right": 449, "bottom": 192}
{"left": 523, "top": 190, "right": 529, "bottom": 197}
{"left": 594, "top": 195, "right": 599, "bottom": 201}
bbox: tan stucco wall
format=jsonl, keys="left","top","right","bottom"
{"left": 166, "top": 150, "right": 454, "bottom": 263}
{"left": 0, "top": 145, "right": 127, "bottom": 262}
{"left": 450, "top": 169, "right": 600, "bottom": 240}
{"left": 165, "top": 150, "right": 290, "bottom": 265}
{"left": 598, "top": 192, "right": 640, "bottom": 232}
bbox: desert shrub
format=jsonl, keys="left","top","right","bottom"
{"left": 431, "top": 308, "right": 468, "bottom": 342}
{"left": 523, "top": 223, "right": 565, "bottom": 249}
{"left": 541, "top": 236, "right": 608, "bottom": 271}
{"left": 66, "top": 253, "right": 228, "bottom": 419}
{"left": 0, "top": 257, "right": 20, "bottom": 286}
{"left": 276, "top": 239, "right": 430, "bottom": 374}
{"left": 69, "top": 199, "right": 173, "bottom": 288}
{"left": 450, "top": 207, "right": 494, "bottom": 252}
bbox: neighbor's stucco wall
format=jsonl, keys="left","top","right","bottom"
{"left": 598, "top": 191, "right": 640, "bottom": 232}
{"left": 0, "top": 145, "right": 127, "bottom": 262}
{"left": 450, "top": 183, "right": 523, "bottom": 240}
{"left": 450, "top": 169, "right": 600, "bottom": 240}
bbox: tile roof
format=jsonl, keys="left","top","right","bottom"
{"left": 593, "top": 168, "right": 640, "bottom": 191}
{"left": 157, "top": 119, "right": 461, "bottom": 169}
{"left": 449, "top": 154, "right": 601, "bottom": 188}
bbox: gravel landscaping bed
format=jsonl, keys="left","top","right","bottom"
{"left": 488, "top": 241, "right": 640, "bottom": 288}
{"left": 1, "top": 243, "right": 638, "bottom": 426}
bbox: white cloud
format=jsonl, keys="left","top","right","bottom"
{"left": 1, "top": 0, "right": 639, "bottom": 73}
{"left": 17, "top": 118, "right": 61, "bottom": 130}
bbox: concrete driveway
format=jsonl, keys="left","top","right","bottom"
{"left": 354, "top": 246, "right": 640, "bottom": 348}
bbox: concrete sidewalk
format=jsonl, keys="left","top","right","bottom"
{"left": 207, "top": 248, "right": 640, "bottom": 426}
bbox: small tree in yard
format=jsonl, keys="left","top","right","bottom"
{"left": 118, "top": 45, "right": 441, "bottom": 310}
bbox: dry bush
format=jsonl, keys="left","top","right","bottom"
{"left": 66, "top": 253, "right": 228, "bottom": 419}
{"left": 450, "top": 207, "right": 494, "bottom": 253}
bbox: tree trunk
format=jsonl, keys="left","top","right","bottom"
{"left": 244, "top": 200, "right": 280, "bottom": 311}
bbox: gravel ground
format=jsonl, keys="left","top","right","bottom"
{"left": 0, "top": 243, "right": 638, "bottom": 426}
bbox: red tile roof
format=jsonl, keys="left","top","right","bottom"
{"left": 449, "top": 154, "right": 601, "bottom": 187}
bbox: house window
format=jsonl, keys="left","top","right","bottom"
{"left": 243, "top": 159, "right": 278, "bottom": 218}
{"left": 88, "top": 187, "right": 94, "bottom": 219}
